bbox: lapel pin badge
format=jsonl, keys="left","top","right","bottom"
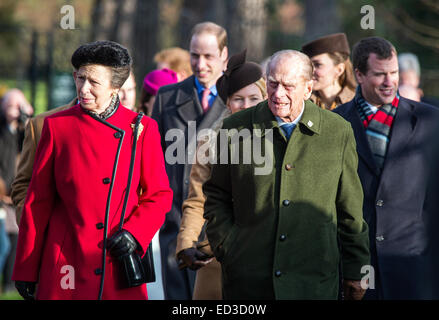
{"left": 131, "top": 122, "right": 144, "bottom": 141}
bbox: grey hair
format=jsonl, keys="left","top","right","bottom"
{"left": 398, "top": 53, "right": 420, "bottom": 77}
{"left": 266, "top": 50, "right": 314, "bottom": 81}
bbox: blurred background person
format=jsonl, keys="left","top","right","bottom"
{"left": 398, "top": 84, "right": 422, "bottom": 102}
{"left": 139, "top": 68, "right": 178, "bottom": 116}
{"left": 0, "top": 88, "right": 32, "bottom": 294}
{"left": 118, "top": 69, "right": 137, "bottom": 111}
{"left": 176, "top": 50, "right": 266, "bottom": 300}
{"left": 398, "top": 52, "right": 439, "bottom": 107}
{"left": 398, "top": 53, "right": 421, "bottom": 89}
{"left": 154, "top": 47, "right": 193, "bottom": 82}
{"left": 302, "top": 33, "right": 356, "bottom": 110}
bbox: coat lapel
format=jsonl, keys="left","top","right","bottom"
{"left": 384, "top": 98, "right": 417, "bottom": 166}
{"left": 198, "top": 95, "right": 226, "bottom": 131}
{"left": 343, "top": 102, "right": 380, "bottom": 176}
{"left": 175, "top": 76, "right": 203, "bottom": 123}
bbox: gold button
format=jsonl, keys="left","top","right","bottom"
{"left": 285, "top": 164, "right": 292, "bottom": 171}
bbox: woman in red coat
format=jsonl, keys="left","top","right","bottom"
{"left": 12, "top": 41, "right": 173, "bottom": 300}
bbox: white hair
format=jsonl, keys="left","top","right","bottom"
{"left": 398, "top": 53, "right": 420, "bottom": 77}
{"left": 266, "top": 50, "right": 314, "bottom": 81}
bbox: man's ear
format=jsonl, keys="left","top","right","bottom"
{"left": 73, "top": 70, "right": 77, "bottom": 81}
{"left": 221, "top": 46, "right": 228, "bottom": 62}
{"left": 354, "top": 68, "right": 363, "bottom": 85}
{"left": 304, "top": 79, "right": 314, "bottom": 100}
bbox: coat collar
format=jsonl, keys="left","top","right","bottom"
{"left": 339, "top": 101, "right": 379, "bottom": 176}
{"left": 175, "top": 75, "right": 204, "bottom": 123}
{"left": 252, "top": 100, "right": 322, "bottom": 137}
{"left": 311, "top": 85, "right": 355, "bottom": 110}
{"left": 384, "top": 97, "right": 418, "bottom": 165}
{"left": 174, "top": 75, "right": 226, "bottom": 129}
{"left": 337, "top": 97, "right": 418, "bottom": 176}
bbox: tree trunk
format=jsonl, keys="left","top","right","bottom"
{"left": 227, "top": 0, "right": 267, "bottom": 62}
{"left": 131, "top": 0, "right": 159, "bottom": 84}
{"left": 304, "top": 0, "right": 340, "bottom": 42}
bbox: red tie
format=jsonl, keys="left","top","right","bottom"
{"left": 201, "top": 88, "right": 211, "bottom": 113}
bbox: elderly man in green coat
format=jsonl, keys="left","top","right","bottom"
{"left": 203, "top": 50, "right": 370, "bottom": 300}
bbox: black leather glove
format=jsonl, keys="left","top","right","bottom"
{"left": 177, "top": 247, "right": 213, "bottom": 271}
{"left": 107, "top": 230, "right": 138, "bottom": 258}
{"left": 15, "top": 281, "right": 37, "bottom": 300}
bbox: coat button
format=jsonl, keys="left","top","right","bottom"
{"left": 102, "top": 177, "right": 110, "bottom": 184}
{"left": 275, "top": 270, "right": 282, "bottom": 277}
{"left": 114, "top": 132, "right": 122, "bottom": 139}
{"left": 285, "top": 164, "right": 293, "bottom": 171}
{"left": 376, "top": 235, "right": 385, "bottom": 242}
{"left": 94, "top": 268, "right": 102, "bottom": 275}
{"left": 282, "top": 200, "right": 290, "bottom": 206}
{"left": 279, "top": 234, "right": 286, "bottom": 241}
{"left": 376, "top": 199, "right": 384, "bottom": 207}
{"left": 96, "top": 223, "right": 104, "bottom": 230}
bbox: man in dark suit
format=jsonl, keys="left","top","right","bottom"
{"left": 334, "top": 36, "right": 439, "bottom": 299}
{"left": 151, "top": 21, "right": 228, "bottom": 299}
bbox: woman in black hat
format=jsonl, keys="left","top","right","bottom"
{"left": 12, "top": 40, "right": 173, "bottom": 300}
{"left": 302, "top": 33, "right": 357, "bottom": 110}
{"left": 175, "top": 50, "right": 266, "bottom": 299}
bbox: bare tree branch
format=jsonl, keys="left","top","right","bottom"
{"left": 420, "top": 0, "right": 439, "bottom": 13}
{"left": 396, "top": 8, "right": 439, "bottom": 39}
{"left": 385, "top": 12, "right": 439, "bottom": 52}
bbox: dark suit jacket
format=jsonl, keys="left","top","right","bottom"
{"left": 334, "top": 97, "right": 439, "bottom": 299}
{"left": 152, "top": 75, "right": 227, "bottom": 299}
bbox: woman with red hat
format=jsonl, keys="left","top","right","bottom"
{"left": 139, "top": 68, "right": 178, "bottom": 116}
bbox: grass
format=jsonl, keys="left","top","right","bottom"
{"left": 0, "top": 290, "right": 22, "bottom": 300}
{"left": 0, "top": 275, "right": 22, "bottom": 300}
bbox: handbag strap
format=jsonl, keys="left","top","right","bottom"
{"left": 118, "top": 112, "right": 144, "bottom": 231}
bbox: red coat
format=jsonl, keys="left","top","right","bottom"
{"left": 12, "top": 104, "right": 173, "bottom": 300}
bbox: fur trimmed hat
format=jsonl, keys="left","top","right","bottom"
{"left": 71, "top": 40, "right": 132, "bottom": 69}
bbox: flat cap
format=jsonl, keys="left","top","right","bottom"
{"left": 301, "top": 33, "right": 350, "bottom": 58}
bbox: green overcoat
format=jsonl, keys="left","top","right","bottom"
{"left": 203, "top": 100, "right": 370, "bottom": 299}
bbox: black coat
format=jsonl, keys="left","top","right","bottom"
{"left": 152, "top": 75, "right": 227, "bottom": 299}
{"left": 334, "top": 97, "right": 439, "bottom": 299}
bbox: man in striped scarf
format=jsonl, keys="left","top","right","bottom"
{"left": 334, "top": 36, "right": 439, "bottom": 300}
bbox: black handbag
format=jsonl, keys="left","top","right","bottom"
{"left": 141, "top": 242, "right": 156, "bottom": 283}
{"left": 115, "top": 112, "right": 155, "bottom": 287}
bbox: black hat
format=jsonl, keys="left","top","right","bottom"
{"left": 216, "top": 49, "right": 262, "bottom": 103}
{"left": 71, "top": 40, "right": 132, "bottom": 69}
{"left": 301, "top": 33, "right": 350, "bottom": 58}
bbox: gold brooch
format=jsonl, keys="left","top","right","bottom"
{"left": 131, "top": 122, "right": 144, "bottom": 141}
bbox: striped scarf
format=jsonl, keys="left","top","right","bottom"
{"left": 354, "top": 86, "right": 400, "bottom": 171}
